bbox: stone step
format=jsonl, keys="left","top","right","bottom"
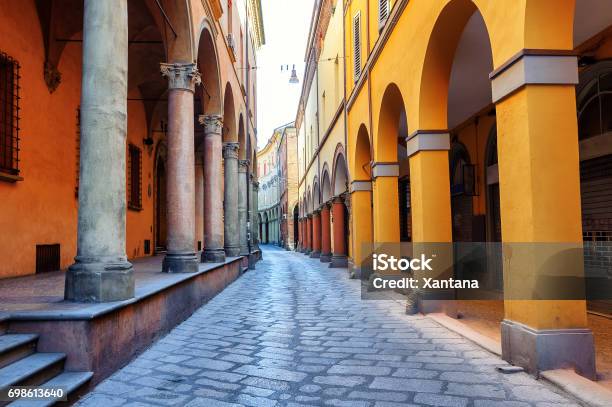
{"left": 0, "top": 353, "right": 66, "bottom": 391}
{"left": 0, "top": 335, "right": 38, "bottom": 370}
{"left": 7, "top": 371, "right": 94, "bottom": 407}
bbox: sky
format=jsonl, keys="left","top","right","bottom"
{"left": 255, "top": 0, "right": 316, "bottom": 150}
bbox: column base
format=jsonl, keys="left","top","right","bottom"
{"left": 202, "top": 249, "right": 226, "bottom": 263}
{"left": 240, "top": 246, "right": 250, "bottom": 257}
{"left": 304, "top": 249, "right": 312, "bottom": 255}
{"left": 65, "top": 260, "right": 134, "bottom": 302}
{"left": 501, "top": 319, "right": 596, "bottom": 380}
{"left": 224, "top": 245, "right": 241, "bottom": 257}
{"left": 162, "top": 252, "right": 199, "bottom": 273}
{"left": 329, "top": 255, "right": 348, "bottom": 268}
{"left": 348, "top": 258, "right": 360, "bottom": 279}
{"left": 309, "top": 250, "right": 321, "bottom": 258}
{"left": 248, "top": 252, "right": 258, "bottom": 270}
{"left": 320, "top": 253, "right": 332, "bottom": 263}
{"left": 414, "top": 289, "right": 457, "bottom": 315}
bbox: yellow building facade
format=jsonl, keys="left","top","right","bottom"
{"left": 298, "top": 0, "right": 612, "bottom": 382}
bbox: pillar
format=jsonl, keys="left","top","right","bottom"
{"left": 251, "top": 180, "right": 260, "bottom": 251}
{"left": 490, "top": 51, "right": 594, "bottom": 378}
{"left": 238, "top": 160, "right": 250, "bottom": 256}
{"left": 65, "top": 0, "right": 134, "bottom": 301}
{"left": 349, "top": 181, "right": 373, "bottom": 278}
{"left": 330, "top": 197, "right": 348, "bottom": 268}
{"left": 298, "top": 218, "right": 303, "bottom": 251}
{"left": 159, "top": 63, "right": 201, "bottom": 274}
{"left": 406, "top": 132, "right": 453, "bottom": 314}
{"left": 320, "top": 203, "right": 332, "bottom": 262}
{"left": 223, "top": 142, "right": 240, "bottom": 257}
{"left": 310, "top": 210, "right": 321, "bottom": 258}
{"left": 371, "top": 163, "right": 400, "bottom": 243}
{"left": 195, "top": 158, "right": 204, "bottom": 253}
{"left": 201, "top": 115, "right": 225, "bottom": 263}
{"left": 305, "top": 215, "right": 312, "bottom": 254}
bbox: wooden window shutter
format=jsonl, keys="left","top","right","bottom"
{"left": 353, "top": 13, "right": 362, "bottom": 83}
{"left": 379, "top": 0, "right": 390, "bottom": 30}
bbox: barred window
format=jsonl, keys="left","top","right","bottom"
{"left": 128, "top": 143, "right": 142, "bottom": 210}
{"left": 0, "top": 51, "right": 20, "bottom": 178}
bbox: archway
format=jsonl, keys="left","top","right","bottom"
{"left": 223, "top": 83, "right": 237, "bottom": 142}
{"left": 350, "top": 124, "right": 374, "bottom": 270}
{"left": 576, "top": 61, "right": 612, "bottom": 317}
{"left": 293, "top": 205, "right": 299, "bottom": 250}
{"left": 374, "top": 84, "right": 408, "bottom": 243}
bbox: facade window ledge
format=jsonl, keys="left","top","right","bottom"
{"left": 128, "top": 204, "right": 143, "bottom": 212}
{"left": 0, "top": 170, "right": 23, "bottom": 183}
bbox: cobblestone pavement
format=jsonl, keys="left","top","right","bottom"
{"left": 77, "top": 245, "right": 581, "bottom": 407}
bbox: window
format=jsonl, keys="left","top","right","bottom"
{"left": 0, "top": 51, "right": 21, "bottom": 178}
{"left": 128, "top": 144, "right": 142, "bottom": 210}
{"left": 353, "top": 13, "right": 362, "bottom": 82}
{"left": 379, "top": 0, "right": 390, "bottom": 30}
{"left": 578, "top": 69, "right": 612, "bottom": 140}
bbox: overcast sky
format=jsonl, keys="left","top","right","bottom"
{"left": 255, "top": 0, "right": 315, "bottom": 150}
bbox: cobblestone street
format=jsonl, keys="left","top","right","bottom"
{"left": 77, "top": 246, "right": 580, "bottom": 407}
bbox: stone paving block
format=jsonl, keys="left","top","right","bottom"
{"left": 327, "top": 365, "right": 392, "bottom": 376}
{"left": 241, "top": 376, "right": 292, "bottom": 391}
{"left": 313, "top": 375, "right": 367, "bottom": 387}
{"left": 348, "top": 390, "right": 409, "bottom": 402}
{"left": 413, "top": 393, "right": 468, "bottom": 407}
{"left": 369, "top": 377, "right": 443, "bottom": 393}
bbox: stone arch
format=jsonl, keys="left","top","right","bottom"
{"left": 160, "top": 0, "right": 194, "bottom": 62}
{"left": 223, "top": 83, "right": 237, "bottom": 142}
{"left": 332, "top": 144, "right": 348, "bottom": 197}
{"left": 375, "top": 83, "right": 407, "bottom": 162}
{"left": 353, "top": 124, "right": 372, "bottom": 181}
{"left": 321, "top": 164, "right": 333, "bottom": 203}
{"left": 312, "top": 177, "right": 321, "bottom": 210}
{"left": 197, "top": 26, "right": 222, "bottom": 116}
{"left": 417, "top": 0, "right": 492, "bottom": 130}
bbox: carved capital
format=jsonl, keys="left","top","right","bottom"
{"left": 199, "top": 114, "right": 223, "bottom": 136}
{"left": 223, "top": 142, "right": 240, "bottom": 159}
{"left": 160, "top": 62, "right": 201, "bottom": 92}
{"left": 239, "top": 159, "right": 250, "bottom": 172}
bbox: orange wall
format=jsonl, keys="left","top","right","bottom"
{"left": 0, "top": 1, "right": 157, "bottom": 279}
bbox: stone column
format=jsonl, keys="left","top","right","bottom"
{"left": 251, "top": 180, "right": 260, "bottom": 251}
{"left": 195, "top": 157, "right": 204, "bottom": 253}
{"left": 320, "top": 203, "right": 332, "bottom": 262}
{"left": 65, "top": 0, "right": 133, "bottom": 301}
{"left": 201, "top": 115, "right": 225, "bottom": 263}
{"left": 310, "top": 210, "right": 321, "bottom": 258}
{"left": 159, "top": 63, "right": 200, "bottom": 274}
{"left": 223, "top": 142, "right": 240, "bottom": 257}
{"left": 238, "top": 160, "right": 250, "bottom": 256}
{"left": 306, "top": 215, "right": 312, "bottom": 254}
{"left": 330, "top": 197, "right": 348, "bottom": 268}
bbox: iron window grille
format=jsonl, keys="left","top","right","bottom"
{"left": 128, "top": 143, "right": 143, "bottom": 210}
{"left": 0, "top": 51, "right": 21, "bottom": 178}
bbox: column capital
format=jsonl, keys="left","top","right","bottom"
{"left": 160, "top": 62, "right": 201, "bottom": 92}
{"left": 239, "top": 159, "right": 250, "bottom": 172}
{"left": 489, "top": 49, "right": 578, "bottom": 103}
{"left": 252, "top": 181, "right": 260, "bottom": 191}
{"left": 350, "top": 180, "right": 372, "bottom": 193}
{"left": 405, "top": 131, "right": 450, "bottom": 158}
{"left": 332, "top": 195, "right": 345, "bottom": 204}
{"left": 222, "top": 142, "right": 240, "bottom": 159}
{"left": 199, "top": 114, "right": 223, "bottom": 136}
{"left": 371, "top": 162, "right": 399, "bottom": 179}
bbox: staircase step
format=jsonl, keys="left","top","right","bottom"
{"left": 0, "top": 335, "right": 38, "bottom": 369}
{"left": 0, "top": 353, "right": 66, "bottom": 391}
{"left": 7, "top": 371, "right": 94, "bottom": 407}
